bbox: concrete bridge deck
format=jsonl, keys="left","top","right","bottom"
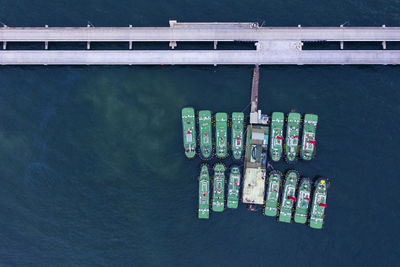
{"left": 1, "top": 50, "right": 399, "bottom": 65}
{"left": 1, "top": 26, "right": 400, "bottom": 42}
{"left": 1, "top": 19, "right": 400, "bottom": 42}
{"left": 0, "top": 21, "right": 399, "bottom": 65}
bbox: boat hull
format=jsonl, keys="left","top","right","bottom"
{"left": 294, "top": 178, "right": 312, "bottom": 224}
{"left": 181, "top": 107, "right": 197, "bottom": 159}
{"left": 278, "top": 170, "right": 299, "bottom": 223}
{"left": 300, "top": 114, "right": 318, "bottom": 161}
{"left": 199, "top": 110, "right": 213, "bottom": 159}
{"left": 269, "top": 112, "right": 284, "bottom": 162}
{"left": 215, "top": 112, "right": 228, "bottom": 158}
{"left": 285, "top": 112, "right": 301, "bottom": 163}
{"left": 231, "top": 112, "right": 244, "bottom": 160}
{"left": 310, "top": 178, "right": 328, "bottom": 229}
{"left": 227, "top": 166, "right": 241, "bottom": 209}
{"left": 212, "top": 164, "right": 226, "bottom": 212}
{"left": 264, "top": 170, "right": 282, "bottom": 217}
{"left": 198, "top": 165, "right": 210, "bottom": 219}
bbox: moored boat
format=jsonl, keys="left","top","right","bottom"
{"left": 264, "top": 170, "right": 282, "bottom": 217}
{"left": 278, "top": 170, "right": 299, "bottom": 223}
{"left": 285, "top": 112, "right": 301, "bottom": 163}
{"left": 310, "top": 178, "right": 328, "bottom": 229}
{"left": 212, "top": 163, "right": 226, "bottom": 212}
{"left": 294, "top": 178, "right": 312, "bottom": 224}
{"left": 300, "top": 114, "right": 318, "bottom": 161}
{"left": 199, "top": 110, "right": 213, "bottom": 159}
{"left": 269, "top": 112, "right": 284, "bottom": 162}
{"left": 231, "top": 112, "right": 244, "bottom": 160}
{"left": 215, "top": 112, "right": 228, "bottom": 158}
{"left": 198, "top": 165, "right": 210, "bottom": 219}
{"left": 181, "top": 107, "right": 196, "bottom": 159}
{"left": 227, "top": 166, "right": 241, "bottom": 209}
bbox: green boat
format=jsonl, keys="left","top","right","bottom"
{"left": 231, "top": 112, "right": 244, "bottom": 160}
{"left": 300, "top": 114, "right": 318, "bottom": 161}
{"left": 310, "top": 178, "right": 328, "bottom": 229}
{"left": 269, "top": 112, "right": 284, "bottom": 162}
{"left": 278, "top": 170, "right": 299, "bottom": 223}
{"left": 198, "top": 165, "right": 210, "bottom": 219}
{"left": 227, "top": 166, "right": 241, "bottom": 209}
{"left": 181, "top": 107, "right": 196, "bottom": 159}
{"left": 215, "top": 112, "right": 228, "bottom": 158}
{"left": 212, "top": 164, "right": 226, "bottom": 212}
{"left": 294, "top": 178, "right": 312, "bottom": 224}
{"left": 199, "top": 110, "right": 212, "bottom": 159}
{"left": 285, "top": 112, "right": 301, "bottom": 163}
{"left": 264, "top": 170, "right": 282, "bottom": 217}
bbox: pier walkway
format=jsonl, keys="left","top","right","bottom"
{"left": 0, "top": 21, "right": 399, "bottom": 65}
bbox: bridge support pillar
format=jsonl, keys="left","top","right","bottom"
{"left": 169, "top": 41, "right": 177, "bottom": 49}
{"left": 129, "top": 41, "right": 133, "bottom": 50}
{"left": 87, "top": 24, "right": 91, "bottom": 49}
{"left": 340, "top": 41, "right": 344, "bottom": 50}
{"left": 214, "top": 41, "right": 218, "bottom": 50}
{"left": 3, "top": 41, "right": 6, "bottom": 50}
{"left": 382, "top": 41, "right": 386, "bottom": 50}
{"left": 45, "top": 41, "right": 48, "bottom": 49}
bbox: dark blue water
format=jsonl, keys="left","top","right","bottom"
{"left": 0, "top": 1, "right": 400, "bottom": 266}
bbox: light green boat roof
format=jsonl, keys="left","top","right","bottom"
{"left": 304, "top": 113, "right": 318, "bottom": 125}
{"left": 199, "top": 110, "right": 211, "bottom": 117}
{"left": 271, "top": 112, "right": 285, "bottom": 123}
{"left": 232, "top": 112, "right": 244, "bottom": 119}
{"left": 216, "top": 112, "right": 228, "bottom": 121}
{"left": 288, "top": 112, "right": 301, "bottom": 122}
{"left": 182, "top": 107, "right": 195, "bottom": 116}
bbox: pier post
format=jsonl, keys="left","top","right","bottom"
{"left": 382, "top": 25, "right": 387, "bottom": 49}
{"left": 2, "top": 41, "right": 6, "bottom": 50}
{"left": 45, "top": 25, "right": 49, "bottom": 49}
{"left": 340, "top": 25, "right": 344, "bottom": 50}
{"left": 169, "top": 41, "right": 177, "bottom": 49}
{"left": 87, "top": 24, "right": 91, "bottom": 50}
{"left": 214, "top": 41, "right": 218, "bottom": 50}
{"left": 129, "top": 25, "right": 133, "bottom": 49}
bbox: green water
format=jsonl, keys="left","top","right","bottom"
{"left": 0, "top": 0, "right": 400, "bottom": 266}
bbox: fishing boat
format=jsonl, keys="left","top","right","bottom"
{"left": 269, "top": 112, "right": 284, "bottom": 162}
{"left": 278, "top": 170, "right": 299, "bottom": 223}
{"left": 310, "top": 178, "right": 328, "bottom": 229}
{"left": 231, "top": 112, "right": 244, "bottom": 160}
{"left": 285, "top": 112, "right": 301, "bottom": 163}
{"left": 300, "top": 114, "right": 318, "bottom": 161}
{"left": 212, "top": 163, "right": 226, "bottom": 212}
{"left": 181, "top": 107, "right": 196, "bottom": 159}
{"left": 215, "top": 112, "right": 228, "bottom": 158}
{"left": 227, "top": 166, "right": 241, "bottom": 209}
{"left": 199, "top": 110, "right": 213, "bottom": 159}
{"left": 264, "top": 170, "right": 282, "bottom": 217}
{"left": 198, "top": 165, "right": 210, "bottom": 219}
{"left": 294, "top": 178, "right": 312, "bottom": 224}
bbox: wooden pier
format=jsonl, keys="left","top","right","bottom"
{"left": 250, "top": 65, "right": 259, "bottom": 113}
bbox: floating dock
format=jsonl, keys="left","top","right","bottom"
{"left": 0, "top": 21, "right": 399, "bottom": 65}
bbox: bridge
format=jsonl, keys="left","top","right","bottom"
{"left": 0, "top": 21, "right": 399, "bottom": 65}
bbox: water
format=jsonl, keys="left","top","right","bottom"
{"left": 0, "top": 1, "right": 400, "bottom": 266}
